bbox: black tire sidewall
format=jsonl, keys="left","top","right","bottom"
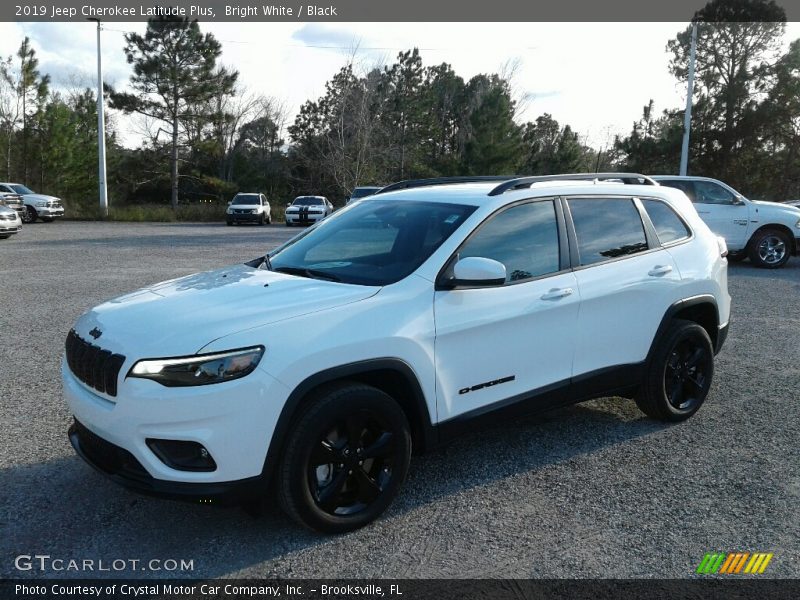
{"left": 279, "top": 385, "right": 412, "bottom": 533}
{"left": 23, "top": 207, "right": 36, "bottom": 223}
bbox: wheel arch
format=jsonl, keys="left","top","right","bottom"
{"left": 259, "top": 359, "right": 436, "bottom": 488}
{"left": 647, "top": 295, "right": 720, "bottom": 365}
{"left": 748, "top": 223, "right": 797, "bottom": 255}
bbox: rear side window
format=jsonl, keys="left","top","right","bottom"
{"left": 459, "top": 200, "right": 560, "bottom": 282}
{"left": 567, "top": 198, "right": 648, "bottom": 266}
{"left": 642, "top": 199, "right": 691, "bottom": 244}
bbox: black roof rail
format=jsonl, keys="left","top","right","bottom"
{"left": 487, "top": 173, "right": 658, "bottom": 196}
{"left": 375, "top": 175, "right": 516, "bottom": 195}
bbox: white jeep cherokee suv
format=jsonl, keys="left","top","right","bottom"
{"left": 64, "top": 173, "right": 730, "bottom": 533}
{"left": 653, "top": 175, "right": 800, "bottom": 268}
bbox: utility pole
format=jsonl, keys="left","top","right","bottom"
{"left": 679, "top": 22, "right": 698, "bottom": 176}
{"left": 88, "top": 18, "right": 108, "bottom": 217}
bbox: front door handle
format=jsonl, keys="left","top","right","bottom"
{"left": 541, "top": 287, "right": 574, "bottom": 300}
{"left": 648, "top": 265, "right": 673, "bottom": 277}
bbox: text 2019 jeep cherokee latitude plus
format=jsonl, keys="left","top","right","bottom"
{"left": 64, "top": 174, "right": 730, "bottom": 532}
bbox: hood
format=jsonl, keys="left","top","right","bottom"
{"left": 750, "top": 198, "right": 800, "bottom": 215}
{"left": 24, "top": 193, "right": 59, "bottom": 203}
{"left": 73, "top": 264, "right": 379, "bottom": 358}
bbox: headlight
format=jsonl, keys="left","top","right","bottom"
{"left": 795, "top": 218, "right": 800, "bottom": 229}
{"left": 35, "top": 201, "right": 48, "bottom": 207}
{"left": 251, "top": 209, "right": 259, "bottom": 214}
{"left": 226, "top": 208, "right": 233, "bottom": 214}
{"left": 128, "top": 346, "right": 264, "bottom": 387}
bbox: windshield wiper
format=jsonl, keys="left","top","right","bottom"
{"left": 273, "top": 266, "right": 341, "bottom": 282}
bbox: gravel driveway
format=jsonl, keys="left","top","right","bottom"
{"left": 1, "top": 221, "right": 798, "bottom": 579}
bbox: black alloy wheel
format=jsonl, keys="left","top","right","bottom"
{"left": 635, "top": 319, "right": 715, "bottom": 422}
{"left": 663, "top": 338, "right": 712, "bottom": 412}
{"left": 278, "top": 383, "right": 412, "bottom": 533}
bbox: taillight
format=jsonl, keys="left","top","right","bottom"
{"left": 717, "top": 236, "right": 728, "bottom": 258}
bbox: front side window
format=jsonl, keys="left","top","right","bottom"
{"left": 642, "top": 199, "right": 691, "bottom": 244}
{"left": 568, "top": 197, "right": 649, "bottom": 266}
{"left": 269, "top": 200, "right": 476, "bottom": 286}
{"left": 457, "top": 200, "right": 560, "bottom": 283}
{"left": 10, "top": 184, "right": 33, "bottom": 195}
{"left": 693, "top": 180, "right": 736, "bottom": 205}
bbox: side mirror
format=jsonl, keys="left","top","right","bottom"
{"left": 446, "top": 257, "right": 506, "bottom": 288}
{"left": 227, "top": 201, "right": 232, "bottom": 206}
{"left": 732, "top": 195, "right": 746, "bottom": 206}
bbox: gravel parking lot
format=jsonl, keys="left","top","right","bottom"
{"left": 1, "top": 221, "right": 798, "bottom": 579}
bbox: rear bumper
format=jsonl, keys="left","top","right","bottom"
{"left": 68, "top": 419, "right": 265, "bottom": 505}
{"left": 715, "top": 321, "right": 729, "bottom": 355}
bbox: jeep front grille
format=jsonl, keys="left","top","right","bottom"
{"left": 65, "top": 329, "right": 126, "bottom": 397}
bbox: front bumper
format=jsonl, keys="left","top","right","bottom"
{"left": 227, "top": 212, "right": 261, "bottom": 222}
{"left": 0, "top": 221, "right": 20, "bottom": 234}
{"left": 62, "top": 357, "right": 289, "bottom": 489}
{"left": 35, "top": 206, "right": 64, "bottom": 217}
{"left": 68, "top": 419, "right": 264, "bottom": 504}
{"left": 285, "top": 212, "right": 324, "bottom": 225}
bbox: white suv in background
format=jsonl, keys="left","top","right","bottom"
{"left": 226, "top": 192, "right": 272, "bottom": 226}
{"left": 63, "top": 173, "right": 730, "bottom": 533}
{"left": 653, "top": 175, "right": 800, "bottom": 268}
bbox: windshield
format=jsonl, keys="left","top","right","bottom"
{"left": 351, "top": 188, "right": 380, "bottom": 199}
{"left": 268, "top": 200, "right": 476, "bottom": 286}
{"left": 10, "top": 184, "right": 33, "bottom": 195}
{"left": 292, "top": 197, "right": 324, "bottom": 206}
{"left": 233, "top": 194, "right": 260, "bottom": 205}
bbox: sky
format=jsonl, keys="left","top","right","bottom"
{"left": 1, "top": 21, "right": 799, "bottom": 149}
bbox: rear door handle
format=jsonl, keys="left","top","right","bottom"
{"left": 648, "top": 265, "right": 673, "bottom": 276}
{"left": 541, "top": 287, "right": 574, "bottom": 300}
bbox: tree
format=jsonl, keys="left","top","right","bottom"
{"left": 518, "top": 113, "right": 591, "bottom": 174}
{"left": 668, "top": 0, "right": 786, "bottom": 180}
{"left": 110, "top": 17, "right": 237, "bottom": 208}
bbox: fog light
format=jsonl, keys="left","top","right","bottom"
{"left": 146, "top": 439, "right": 217, "bottom": 472}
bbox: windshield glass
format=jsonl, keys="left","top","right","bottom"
{"left": 10, "top": 184, "right": 33, "bottom": 195}
{"left": 233, "top": 194, "right": 260, "bottom": 205}
{"left": 351, "top": 188, "right": 379, "bottom": 199}
{"left": 269, "top": 200, "right": 476, "bottom": 286}
{"left": 292, "top": 197, "right": 324, "bottom": 206}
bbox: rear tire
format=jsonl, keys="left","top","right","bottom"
{"left": 726, "top": 252, "right": 746, "bottom": 263}
{"left": 278, "top": 383, "right": 412, "bottom": 533}
{"left": 635, "top": 319, "right": 714, "bottom": 422}
{"left": 748, "top": 228, "right": 791, "bottom": 268}
{"left": 226, "top": 220, "right": 233, "bottom": 226}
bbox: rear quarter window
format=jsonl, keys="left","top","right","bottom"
{"left": 641, "top": 199, "right": 691, "bottom": 245}
{"left": 567, "top": 197, "right": 649, "bottom": 266}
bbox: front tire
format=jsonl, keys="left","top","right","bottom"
{"left": 748, "top": 229, "right": 791, "bottom": 268}
{"left": 278, "top": 383, "right": 412, "bottom": 533}
{"left": 22, "top": 206, "right": 36, "bottom": 223}
{"left": 635, "top": 319, "right": 714, "bottom": 422}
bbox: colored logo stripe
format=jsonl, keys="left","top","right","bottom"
{"left": 697, "top": 552, "right": 773, "bottom": 574}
